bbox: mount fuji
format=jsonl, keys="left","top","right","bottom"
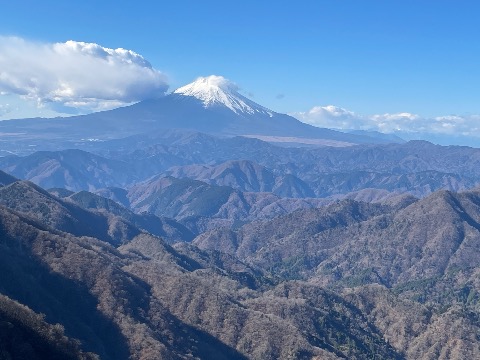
{"left": 0, "top": 75, "right": 399, "bottom": 153}
{"left": 173, "top": 75, "right": 273, "bottom": 116}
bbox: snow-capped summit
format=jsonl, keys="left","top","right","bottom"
{"left": 174, "top": 75, "right": 272, "bottom": 116}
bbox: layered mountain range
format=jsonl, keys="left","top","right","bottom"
{"left": 1, "top": 171, "right": 479, "bottom": 359}
{"left": 1, "top": 75, "right": 480, "bottom": 359}
{"left": 0, "top": 138, "right": 478, "bottom": 201}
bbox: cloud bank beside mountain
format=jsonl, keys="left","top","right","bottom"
{"left": 0, "top": 37, "right": 169, "bottom": 112}
{"left": 293, "top": 105, "right": 480, "bottom": 142}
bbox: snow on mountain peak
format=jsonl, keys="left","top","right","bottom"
{"left": 173, "top": 75, "right": 272, "bottom": 116}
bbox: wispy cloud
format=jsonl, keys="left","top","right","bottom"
{"left": 293, "top": 105, "right": 480, "bottom": 138}
{"left": 0, "top": 37, "right": 169, "bottom": 112}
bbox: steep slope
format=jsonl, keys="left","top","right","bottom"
{"left": 48, "top": 187, "right": 75, "bottom": 198}
{"left": 94, "top": 187, "right": 131, "bottom": 208}
{"left": 196, "top": 187, "right": 480, "bottom": 302}
{"left": 0, "top": 295, "right": 97, "bottom": 360}
{"left": 194, "top": 200, "right": 394, "bottom": 278}
{"left": 0, "top": 180, "right": 194, "bottom": 244}
{"left": 344, "top": 285, "right": 480, "bottom": 360}
{"left": 128, "top": 176, "right": 238, "bottom": 219}
{"left": 0, "top": 169, "right": 17, "bottom": 186}
{"left": 126, "top": 176, "right": 329, "bottom": 232}
{"left": 299, "top": 141, "right": 480, "bottom": 178}
{"left": 309, "top": 170, "right": 475, "bottom": 198}
{"left": 122, "top": 235, "right": 402, "bottom": 360}
{"left": 0, "top": 149, "right": 137, "bottom": 191}
{"left": 0, "top": 181, "right": 140, "bottom": 245}
{"left": 313, "top": 189, "right": 480, "bottom": 289}
{"left": 166, "top": 160, "right": 277, "bottom": 193}
{"left": 67, "top": 190, "right": 195, "bottom": 243}
{"left": 166, "top": 160, "right": 314, "bottom": 197}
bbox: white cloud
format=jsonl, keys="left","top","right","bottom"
{"left": 0, "top": 37, "right": 169, "bottom": 112}
{"left": 203, "top": 75, "right": 239, "bottom": 91}
{"left": 294, "top": 105, "right": 359, "bottom": 129}
{"left": 293, "top": 105, "right": 480, "bottom": 138}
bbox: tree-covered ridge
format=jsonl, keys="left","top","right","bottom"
{"left": 0, "top": 294, "right": 98, "bottom": 360}
{"left": 1, "top": 175, "right": 480, "bottom": 358}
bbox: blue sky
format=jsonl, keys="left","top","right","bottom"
{"left": 1, "top": 1, "right": 480, "bottom": 142}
